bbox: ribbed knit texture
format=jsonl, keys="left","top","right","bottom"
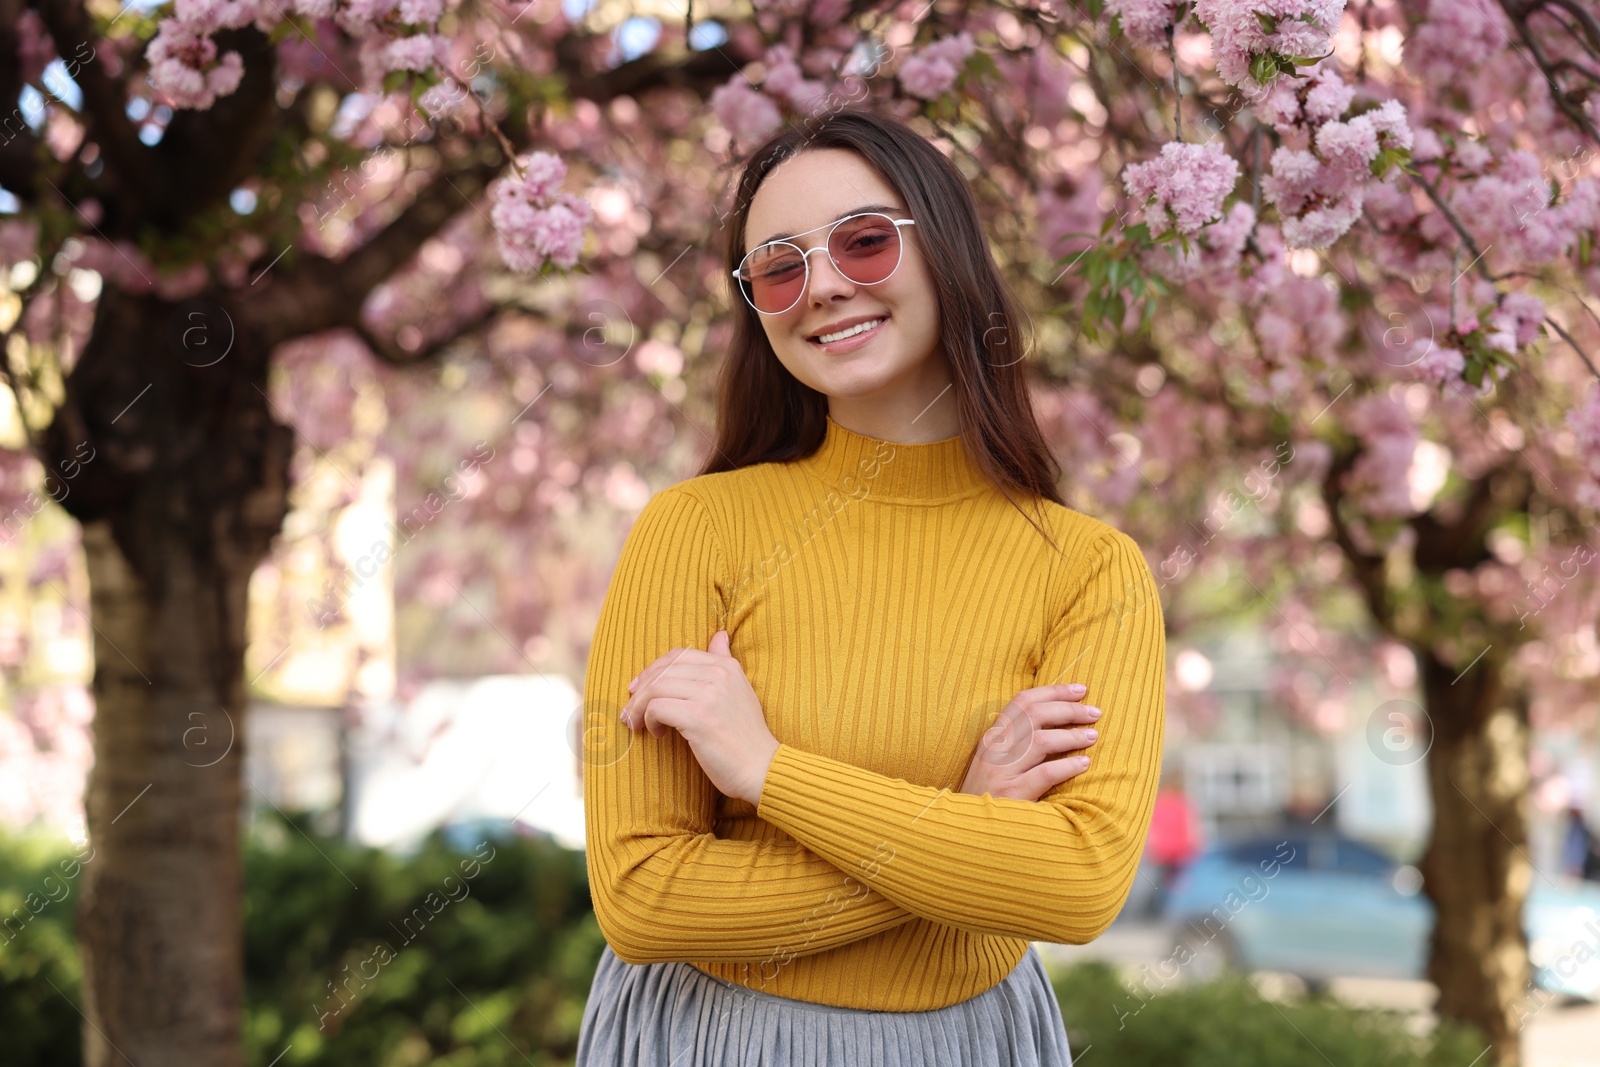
{"left": 583, "top": 413, "right": 1167, "bottom": 1011}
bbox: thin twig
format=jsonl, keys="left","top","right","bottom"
{"left": 471, "top": 91, "right": 526, "bottom": 179}
{"left": 1412, "top": 170, "right": 1493, "bottom": 282}
{"left": 1543, "top": 314, "right": 1600, "bottom": 381}
{"left": 1168, "top": 24, "right": 1183, "bottom": 142}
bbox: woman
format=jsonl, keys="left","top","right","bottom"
{"left": 576, "top": 105, "right": 1167, "bottom": 1066}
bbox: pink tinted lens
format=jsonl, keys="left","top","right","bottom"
{"left": 742, "top": 216, "right": 903, "bottom": 313}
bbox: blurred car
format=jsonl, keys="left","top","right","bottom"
{"left": 1161, "top": 830, "right": 1600, "bottom": 1000}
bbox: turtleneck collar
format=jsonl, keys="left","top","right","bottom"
{"left": 793, "top": 414, "right": 992, "bottom": 505}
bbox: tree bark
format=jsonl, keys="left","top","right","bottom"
{"left": 1417, "top": 647, "right": 1531, "bottom": 1066}
{"left": 1322, "top": 454, "right": 1536, "bottom": 1066}
{"left": 46, "top": 289, "right": 293, "bottom": 1066}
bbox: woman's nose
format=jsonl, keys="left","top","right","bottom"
{"left": 802, "top": 247, "right": 855, "bottom": 301}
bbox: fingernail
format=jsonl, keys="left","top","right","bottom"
{"left": 1085, "top": 729, "right": 1098, "bottom": 741}
{"left": 1078, "top": 755, "right": 1091, "bottom": 766}
{"left": 627, "top": 677, "right": 637, "bottom": 692}
{"left": 1087, "top": 707, "right": 1102, "bottom": 719}
{"left": 1068, "top": 684, "right": 1087, "bottom": 695}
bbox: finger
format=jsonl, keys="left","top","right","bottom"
{"left": 634, "top": 649, "right": 719, "bottom": 691}
{"left": 641, "top": 697, "right": 695, "bottom": 738}
{"left": 630, "top": 670, "right": 721, "bottom": 713}
{"left": 1034, "top": 725, "right": 1099, "bottom": 756}
{"left": 1014, "top": 683, "right": 1089, "bottom": 706}
{"left": 624, "top": 664, "right": 722, "bottom": 717}
{"left": 1021, "top": 753, "right": 1090, "bottom": 797}
{"left": 1026, "top": 700, "right": 1103, "bottom": 728}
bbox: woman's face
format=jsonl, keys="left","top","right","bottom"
{"left": 742, "top": 149, "right": 949, "bottom": 434}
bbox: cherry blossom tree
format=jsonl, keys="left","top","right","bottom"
{"left": 0, "top": 0, "right": 1597, "bottom": 1062}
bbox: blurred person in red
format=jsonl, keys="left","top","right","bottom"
{"left": 1144, "top": 767, "right": 1201, "bottom": 916}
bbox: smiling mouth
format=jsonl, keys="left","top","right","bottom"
{"left": 808, "top": 317, "right": 888, "bottom": 346}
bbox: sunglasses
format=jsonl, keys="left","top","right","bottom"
{"left": 732, "top": 211, "right": 917, "bottom": 316}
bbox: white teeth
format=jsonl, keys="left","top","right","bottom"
{"left": 815, "top": 318, "right": 884, "bottom": 344}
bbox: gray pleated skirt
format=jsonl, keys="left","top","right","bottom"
{"left": 574, "top": 943, "right": 1074, "bottom": 1066}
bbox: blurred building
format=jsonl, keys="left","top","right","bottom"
{"left": 1168, "top": 622, "right": 1597, "bottom": 876}
{"left": 245, "top": 673, "right": 587, "bottom": 852}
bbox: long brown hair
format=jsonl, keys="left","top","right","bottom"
{"left": 698, "top": 105, "right": 1065, "bottom": 543}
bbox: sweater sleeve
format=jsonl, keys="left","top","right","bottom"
{"left": 584, "top": 486, "right": 921, "bottom": 966}
{"left": 754, "top": 527, "right": 1166, "bottom": 945}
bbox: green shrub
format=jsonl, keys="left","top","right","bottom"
{"left": 0, "top": 813, "right": 607, "bottom": 1066}
{"left": 244, "top": 812, "right": 604, "bottom": 1066}
{"left": 0, "top": 828, "right": 88, "bottom": 1066}
{"left": 1048, "top": 959, "right": 1489, "bottom": 1067}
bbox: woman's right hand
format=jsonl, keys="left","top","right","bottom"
{"left": 958, "top": 683, "right": 1101, "bottom": 802}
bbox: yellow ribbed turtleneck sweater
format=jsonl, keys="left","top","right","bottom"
{"left": 582, "top": 413, "right": 1167, "bottom": 1011}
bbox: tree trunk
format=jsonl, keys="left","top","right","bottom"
{"left": 44, "top": 289, "right": 294, "bottom": 1066}
{"left": 1417, "top": 646, "right": 1531, "bottom": 1067}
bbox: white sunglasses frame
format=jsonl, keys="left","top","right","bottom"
{"left": 731, "top": 212, "right": 917, "bottom": 316}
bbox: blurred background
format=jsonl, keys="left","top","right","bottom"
{"left": 3, "top": 0, "right": 1600, "bottom": 1065}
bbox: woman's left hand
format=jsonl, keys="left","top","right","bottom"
{"left": 620, "top": 630, "right": 781, "bottom": 806}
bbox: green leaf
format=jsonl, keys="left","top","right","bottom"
{"left": 382, "top": 70, "right": 410, "bottom": 94}
{"left": 1255, "top": 11, "right": 1279, "bottom": 33}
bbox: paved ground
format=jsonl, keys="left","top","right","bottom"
{"left": 1033, "top": 920, "right": 1600, "bottom": 1067}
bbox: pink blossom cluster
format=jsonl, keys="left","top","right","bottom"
{"left": 1261, "top": 87, "right": 1411, "bottom": 249}
{"left": 1567, "top": 386, "right": 1600, "bottom": 510}
{"left": 1253, "top": 63, "right": 1351, "bottom": 136}
{"left": 1403, "top": 0, "right": 1508, "bottom": 87}
{"left": 897, "top": 33, "right": 977, "bottom": 100}
{"left": 1122, "top": 139, "right": 1240, "bottom": 237}
{"left": 146, "top": 0, "right": 455, "bottom": 109}
{"left": 1193, "top": 0, "right": 1345, "bottom": 89}
{"left": 489, "top": 152, "right": 592, "bottom": 271}
{"left": 1226, "top": 220, "right": 1287, "bottom": 304}
{"left": 1489, "top": 291, "right": 1546, "bottom": 349}
{"left": 1343, "top": 392, "right": 1420, "bottom": 518}
{"left": 335, "top": 0, "right": 452, "bottom": 87}
{"left": 1448, "top": 149, "right": 1600, "bottom": 265}
{"left": 1409, "top": 338, "right": 1466, "bottom": 387}
{"left": 762, "top": 44, "right": 830, "bottom": 116}
{"left": 1036, "top": 171, "right": 1106, "bottom": 261}
{"left": 709, "top": 78, "right": 784, "bottom": 147}
{"left": 1255, "top": 273, "right": 1344, "bottom": 363}
{"left": 417, "top": 76, "right": 471, "bottom": 122}
{"left": 147, "top": 14, "right": 250, "bottom": 109}
{"left": 1154, "top": 201, "right": 1257, "bottom": 281}
{"left": 1104, "top": 0, "right": 1184, "bottom": 48}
